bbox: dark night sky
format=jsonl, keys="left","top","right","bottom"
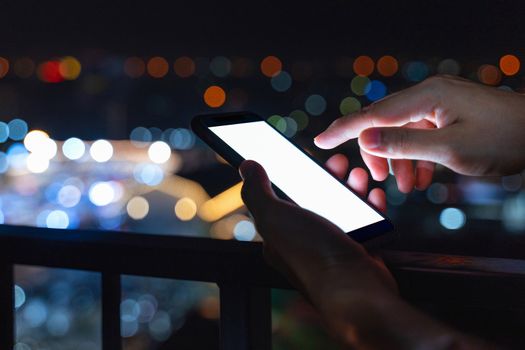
{"left": 0, "top": 0, "right": 524, "bottom": 57}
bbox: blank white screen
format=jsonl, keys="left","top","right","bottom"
{"left": 210, "top": 121, "right": 383, "bottom": 232}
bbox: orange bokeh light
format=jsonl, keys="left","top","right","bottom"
{"left": 478, "top": 64, "right": 501, "bottom": 86}
{"left": 260, "top": 56, "right": 282, "bottom": 77}
{"left": 353, "top": 55, "right": 374, "bottom": 76}
{"left": 204, "top": 86, "right": 226, "bottom": 108}
{"left": 0, "top": 57, "right": 9, "bottom": 78}
{"left": 124, "top": 57, "right": 146, "bottom": 78}
{"left": 377, "top": 55, "right": 398, "bottom": 77}
{"left": 174, "top": 56, "right": 196, "bottom": 78}
{"left": 147, "top": 56, "right": 169, "bottom": 78}
{"left": 499, "top": 54, "right": 520, "bottom": 76}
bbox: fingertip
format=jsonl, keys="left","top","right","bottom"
{"left": 348, "top": 167, "right": 368, "bottom": 197}
{"left": 313, "top": 134, "right": 334, "bottom": 149}
{"left": 368, "top": 188, "right": 387, "bottom": 213}
{"left": 239, "top": 160, "right": 258, "bottom": 180}
{"left": 415, "top": 165, "right": 434, "bottom": 190}
{"left": 325, "top": 154, "right": 349, "bottom": 179}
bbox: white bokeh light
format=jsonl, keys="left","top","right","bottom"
{"left": 26, "top": 153, "right": 50, "bottom": 173}
{"left": 148, "top": 141, "right": 171, "bottom": 164}
{"left": 57, "top": 185, "right": 82, "bottom": 208}
{"left": 89, "top": 140, "right": 113, "bottom": 162}
{"left": 24, "top": 130, "right": 57, "bottom": 160}
{"left": 88, "top": 182, "right": 115, "bottom": 206}
{"left": 62, "top": 137, "right": 86, "bottom": 160}
{"left": 46, "top": 210, "right": 70, "bottom": 229}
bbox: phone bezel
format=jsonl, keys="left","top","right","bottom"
{"left": 191, "top": 111, "right": 393, "bottom": 242}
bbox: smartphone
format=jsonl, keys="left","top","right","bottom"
{"left": 191, "top": 112, "right": 393, "bottom": 242}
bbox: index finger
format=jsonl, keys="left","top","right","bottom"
{"left": 314, "top": 80, "right": 438, "bottom": 149}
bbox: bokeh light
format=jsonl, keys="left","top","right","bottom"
{"left": 260, "top": 56, "right": 282, "bottom": 77}
{"left": 58, "top": 56, "right": 82, "bottom": 80}
{"left": 0, "top": 57, "right": 9, "bottom": 78}
{"left": 304, "top": 94, "right": 327, "bottom": 116}
{"left": 46, "top": 210, "right": 70, "bottom": 229}
{"left": 24, "top": 130, "right": 57, "bottom": 159}
{"left": 267, "top": 115, "right": 287, "bottom": 133}
{"left": 0, "top": 122, "right": 9, "bottom": 142}
{"left": 174, "top": 56, "right": 196, "bottom": 78}
{"left": 439, "top": 207, "right": 466, "bottom": 230}
{"left": 233, "top": 220, "right": 256, "bottom": 241}
{"left": 365, "top": 80, "right": 387, "bottom": 101}
{"left": 57, "top": 185, "right": 82, "bottom": 208}
{"left": 38, "top": 61, "right": 63, "bottom": 83}
{"left": 89, "top": 182, "right": 115, "bottom": 206}
{"left": 499, "top": 54, "right": 520, "bottom": 76}
{"left": 7, "top": 143, "right": 28, "bottom": 169}
{"left": 89, "top": 140, "right": 113, "bottom": 162}
{"left": 174, "top": 197, "right": 197, "bottom": 221}
{"left": 127, "top": 196, "right": 150, "bottom": 220}
{"left": 26, "top": 153, "right": 50, "bottom": 173}
{"left": 124, "top": 57, "right": 146, "bottom": 78}
{"left": 351, "top": 76, "right": 371, "bottom": 96}
{"left": 477, "top": 64, "right": 501, "bottom": 85}
{"left": 169, "top": 128, "right": 195, "bottom": 150}
{"left": 14, "top": 57, "right": 35, "bottom": 78}
{"left": 404, "top": 61, "right": 429, "bottom": 82}
{"left": 62, "top": 137, "right": 86, "bottom": 160}
{"left": 148, "top": 141, "right": 171, "bottom": 164}
{"left": 289, "top": 110, "right": 309, "bottom": 131}
{"left": 204, "top": 85, "right": 226, "bottom": 108}
{"left": 130, "top": 127, "right": 152, "bottom": 147}
{"left": 426, "top": 183, "right": 448, "bottom": 204}
{"left": 377, "top": 55, "right": 398, "bottom": 77}
{"left": 339, "top": 96, "right": 361, "bottom": 115}
{"left": 271, "top": 71, "right": 292, "bottom": 92}
{"left": 8, "top": 119, "right": 28, "bottom": 141}
{"left": 147, "top": 57, "right": 169, "bottom": 78}
{"left": 14, "top": 285, "right": 26, "bottom": 309}
{"left": 353, "top": 55, "right": 374, "bottom": 76}
{"left": 133, "top": 163, "right": 164, "bottom": 186}
{"left": 437, "top": 58, "right": 461, "bottom": 75}
{"left": 209, "top": 56, "right": 232, "bottom": 77}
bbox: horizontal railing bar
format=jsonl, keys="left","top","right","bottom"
{"left": 2, "top": 224, "right": 525, "bottom": 308}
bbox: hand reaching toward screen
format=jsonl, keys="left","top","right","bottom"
{"left": 315, "top": 75, "right": 525, "bottom": 193}
{"left": 239, "top": 159, "right": 492, "bottom": 349}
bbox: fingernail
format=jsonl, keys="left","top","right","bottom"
{"left": 360, "top": 129, "right": 382, "bottom": 149}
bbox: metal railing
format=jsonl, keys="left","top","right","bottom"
{"left": 2, "top": 224, "right": 525, "bottom": 349}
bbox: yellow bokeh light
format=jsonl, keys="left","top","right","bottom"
{"left": 127, "top": 196, "right": 150, "bottom": 220}
{"left": 175, "top": 197, "right": 197, "bottom": 221}
{"left": 59, "top": 56, "right": 82, "bottom": 80}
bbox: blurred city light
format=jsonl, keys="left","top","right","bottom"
{"left": 304, "top": 94, "right": 326, "bottom": 116}
{"left": 148, "top": 141, "right": 171, "bottom": 164}
{"left": 439, "top": 207, "right": 466, "bottom": 230}
{"left": 174, "top": 56, "right": 196, "bottom": 78}
{"left": 88, "top": 182, "right": 115, "bottom": 206}
{"left": 353, "top": 55, "right": 374, "bottom": 76}
{"left": 174, "top": 197, "right": 197, "bottom": 221}
{"left": 62, "top": 137, "right": 86, "bottom": 160}
{"left": 260, "top": 55, "right": 282, "bottom": 77}
{"left": 127, "top": 196, "right": 150, "bottom": 220}
{"left": 271, "top": 71, "right": 292, "bottom": 92}
{"left": 89, "top": 140, "right": 113, "bottom": 162}
{"left": 8, "top": 119, "right": 28, "bottom": 141}
{"left": 204, "top": 85, "right": 226, "bottom": 108}
{"left": 0, "top": 57, "right": 9, "bottom": 78}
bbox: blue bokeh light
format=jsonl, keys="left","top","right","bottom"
{"left": 7, "top": 119, "right": 28, "bottom": 141}
{"left": 365, "top": 80, "right": 387, "bottom": 101}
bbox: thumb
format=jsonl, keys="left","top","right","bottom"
{"left": 358, "top": 127, "right": 449, "bottom": 164}
{"left": 239, "top": 160, "right": 280, "bottom": 218}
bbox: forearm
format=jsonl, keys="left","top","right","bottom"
{"left": 303, "top": 268, "right": 496, "bottom": 350}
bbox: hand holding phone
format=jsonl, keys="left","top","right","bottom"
{"left": 191, "top": 112, "right": 392, "bottom": 241}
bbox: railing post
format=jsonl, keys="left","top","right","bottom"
{"left": 0, "top": 262, "right": 14, "bottom": 349}
{"left": 102, "top": 272, "right": 121, "bottom": 350}
{"left": 219, "top": 283, "right": 271, "bottom": 350}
